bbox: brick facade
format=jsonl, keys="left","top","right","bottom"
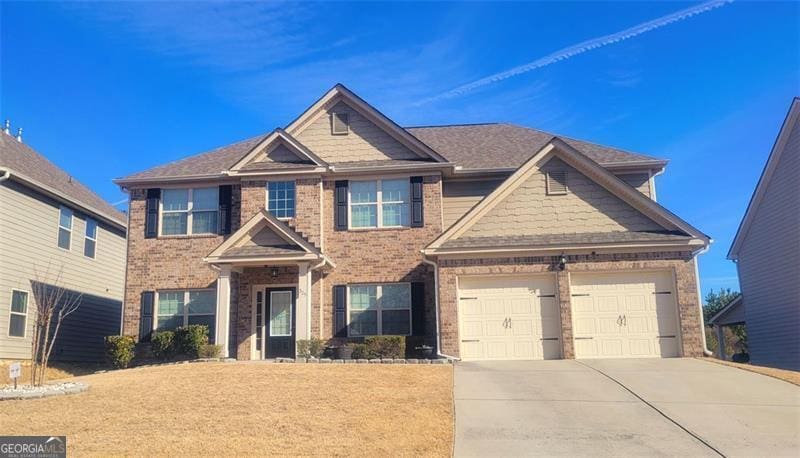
{"left": 437, "top": 251, "right": 705, "bottom": 359}
{"left": 122, "top": 186, "right": 241, "bottom": 341}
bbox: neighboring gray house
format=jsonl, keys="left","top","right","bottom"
{"left": 724, "top": 98, "right": 800, "bottom": 370}
{"left": 0, "top": 126, "right": 127, "bottom": 362}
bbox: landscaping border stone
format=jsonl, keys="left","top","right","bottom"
{"left": 1, "top": 382, "right": 89, "bottom": 401}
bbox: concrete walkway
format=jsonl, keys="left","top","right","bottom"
{"left": 454, "top": 358, "right": 799, "bottom": 457}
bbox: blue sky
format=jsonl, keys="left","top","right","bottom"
{"left": 1, "top": 1, "right": 798, "bottom": 296}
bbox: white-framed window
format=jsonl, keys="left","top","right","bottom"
{"left": 8, "top": 289, "right": 29, "bottom": 338}
{"left": 160, "top": 187, "right": 219, "bottom": 236}
{"left": 267, "top": 181, "right": 296, "bottom": 219}
{"left": 347, "top": 283, "right": 411, "bottom": 337}
{"left": 349, "top": 179, "right": 409, "bottom": 229}
{"left": 84, "top": 218, "right": 97, "bottom": 258}
{"left": 156, "top": 289, "right": 216, "bottom": 340}
{"left": 58, "top": 206, "right": 72, "bottom": 250}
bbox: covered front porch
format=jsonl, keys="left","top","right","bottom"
{"left": 204, "top": 209, "right": 333, "bottom": 359}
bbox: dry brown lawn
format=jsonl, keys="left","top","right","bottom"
{"left": 701, "top": 357, "right": 800, "bottom": 386}
{"left": 0, "top": 360, "right": 104, "bottom": 386}
{"left": 2, "top": 362, "right": 454, "bottom": 457}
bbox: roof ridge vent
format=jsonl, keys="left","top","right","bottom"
{"left": 3, "top": 119, "right": 9, "bottom": 135}
{"left": 16, "top": 127, "right": 23, "bottom": 143}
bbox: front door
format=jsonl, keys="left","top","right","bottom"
{"left": 266, "top": 288, "right": 296, "bottom": 358}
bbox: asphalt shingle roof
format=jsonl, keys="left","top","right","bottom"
{"left": 116, "top": 123, "right": 666, "bottom": 182}
{"left": 440, "top": 231, "right": 690, "bottom": 249}
{"left": 0, "top": 133, "right": 126, "bottom": 226}
{"left": 407, "top": 123, "right": 666, "bottom": 170}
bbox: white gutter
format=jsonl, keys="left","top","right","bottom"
{"left": 0, "top": 169, "right": 10, "bottom": 183}
{"left": 421, "top": 255, "right": 459, "bottom": 360}
{"left": 694, "top": 245, "right": 714, "bottom": 356}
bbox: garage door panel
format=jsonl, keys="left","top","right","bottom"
{"left": 598, "top": 317, "right": 623, "bottom": 334}
{"left": 513, "top": 341, "right": 536, "bottom": 359}
{"left": 458, "top": 275, "right": 560, "bottom": 361}
{"left": 484, "top": 298, "right": 505, "bottom": 315}
{"left": 510, "top": 298, "right": 534, "bottom": 315}
{"left": 597, "top": 296, "right": 621, "bottom": 312}
{"left": 571, "top": 271, "right": 679, "bottom": 359}
{"left": 485, "top": 320, "right": 508, "bottom": 337}
{"left": 629, "top": 339, "right": 653, "bottom": 356}
{"left": 602, "top": 339, "right": 624, "bottom": 356}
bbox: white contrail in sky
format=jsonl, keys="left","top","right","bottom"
{"left": 415, "top": 0, "right": 733, "bottom": 105}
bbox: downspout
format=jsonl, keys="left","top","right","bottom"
{"left": 308, "top": 258, "right": 326, "bottom": 340}
{"left": 421, "top": 255, "right": 459, "bottom": 360}
{"left": 694, "top": 245, "right": 714, "bottom": 356}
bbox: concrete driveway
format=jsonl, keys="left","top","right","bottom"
{"left": 454, "top": 358, "right": 799, "bottom": 457}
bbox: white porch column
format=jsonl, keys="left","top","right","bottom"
{"left": 215, "top": 265, "right": 232, "bottom": 358}
{"left": 296, "top": 262, "right": 311, "bottom": 341}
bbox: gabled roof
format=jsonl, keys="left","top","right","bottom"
{"left": 115, "top": 85, "right": 670, "bottom": 184}
{"left": 707, "top": 296, "right": 745, "bottom": 326}
{"left": 0, "top": 132, "right": 127, "bottom": 228}
{"left": 228, "top": 128, "right": 327, "bottom": 173}
{"left": 407, "top": 123, "right": 667, "bottom": 171}
{"left": 205, "top": 209, "right": 334, "bottom": 267}
{"left": 728, "top": 98, "right": 800, "bottom": 260}
{"left": 285, "top": 84, "right": 450, "bottom": 164}
{"left": 425, "top": 138, "right": 709, "bottom": 255}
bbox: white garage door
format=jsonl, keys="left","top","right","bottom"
{"left": 571, "top": 271, "right": 680, "bottom": 359}
{"left": 458, "top": 275, "right": 561, "bottom": 361}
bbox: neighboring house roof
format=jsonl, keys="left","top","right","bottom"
{"left": 728, "top": 97, "right": 800, "bottom": 260}
{"left": 115, "top": 85, "right": 667, "bottom": 184}
{"left": 407, "top": 123, "right": 667, "bottom": 171}
{"left": 0, "top": 132, "right": 127, "bottom": 229}
{"left": 708, "top": 296, "right": 746, "bottom": 326}
{"left": 425, "top": 138, "right": 709, "bottom": 255}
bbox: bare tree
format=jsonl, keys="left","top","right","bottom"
{"left": 29, "top": 264, "right": 82, "bottom": 386}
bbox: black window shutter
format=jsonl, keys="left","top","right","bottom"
{"left": 139, "top": 291, "right": 155, "bottom": 342}
{"left": 411, "top": 282, "right": 426, "bottom": 336}
{"left": 144, "top": 189, "right": 160, "bottom": 239}
{"left": 410, "top": 176, "right": 424, "bottom": 227}
{"left": 333, "top": 285, "right": 347, "bottom": 337}
{"left": 218, "top": 185, "right": 232, "bottom": 235}
{"left": 334, "top": 180, "right": 349, "bottom": 231}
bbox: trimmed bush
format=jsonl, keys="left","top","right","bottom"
{"left": 364, "top": 336, "right": 405, "bottom": 359}
{"left": 350, "top": 343, "right": 369, "bottom": 360}
{"left": 105, "top": 335, "right": 136, "bottom": 369}
{"left": 198, "top": 344, "right": 222, "bottom": 359}
{"left": 296, "top": 337, "right": 325, "bottom": 359}
{"left": 175, "top": 325, "right": 209, "bottom": 359}
{"left": 151, "top": 331, "right": 176, "bottom": 360}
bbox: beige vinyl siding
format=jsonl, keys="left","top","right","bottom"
{"left": 295, "top": 100, "right": 422, "bottom": 163}
{"left": 442, "top": 179, "right": 505, "bottom": 228}
{"left": 0, "top": 181, "right": 126, "bottom": 359}
{"left": 616, "top": 173, "right": 651, "bottom": 198}
{"left": 459, "top": 157, "right": 664, "bottom": 239}
{"left": 736, "top": 117, "right": 800, "bottom": 370}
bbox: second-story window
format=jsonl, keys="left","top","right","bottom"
{"left": 58, "top": 206, "right": 72, "bottom": 250}
{"left": 161, "top": 187, "right": 219, "bottom": 236}
{"left": 84, "top": 218, "right": 97, "bottom": 258}
{"left": 349, "top": 179, "right": 409, "bottom": 229}
{"left": 267, "top": 181, "right": 295, "bottom": 219}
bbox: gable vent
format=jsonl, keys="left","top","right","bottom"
{"left": 331, "top": 112, "right": 349, "bottom": 135}
{"left": 546, "top": 170, "right": 568, "bottom": 195}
